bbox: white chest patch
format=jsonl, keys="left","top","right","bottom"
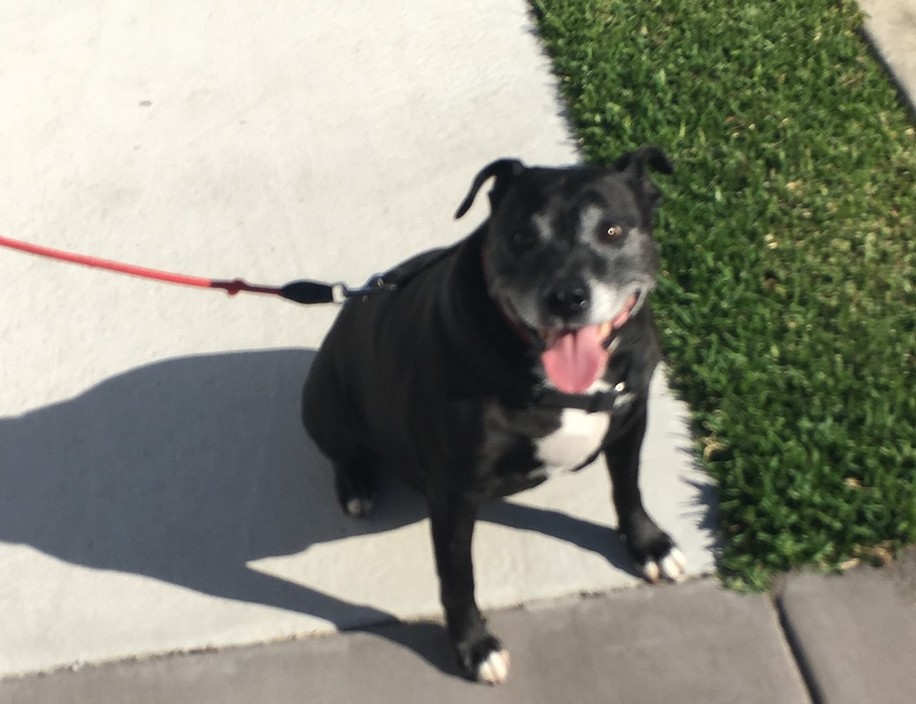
{"left": 533, "top": 407, "right": 610, "bottom": 477}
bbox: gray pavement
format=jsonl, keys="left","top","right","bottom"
{"left": 2, "top": 559, "right": 915, "bottom": 703}
{"left": 2, "top": 0, "right": 916, "bottom": 702}
{"left": 777, "top": 551, "right": 916, "bottom": 704}
{"left": 0, "top": 580, "right": 813, "bottom": 704}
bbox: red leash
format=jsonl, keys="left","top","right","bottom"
{"left": 0, "top": 234, "right": 282, "bottom": 295}
{"left": 0, "top": 234, "right": 381, "bottom": 304}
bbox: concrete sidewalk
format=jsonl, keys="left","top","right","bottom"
{"left": 0, "top": 0, "right": 713, "bottom": 681}
{"left": 860, "top": 0, "right": 916, "bottom": 114}
{"left": 2, "top": 0, "right": 915, "bottom": 701}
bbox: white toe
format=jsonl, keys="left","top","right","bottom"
{"left": 642, "top": 559, "right": 660, "bottom": 584}
{"left": 345, "top": 497, "right": 373, "bottom": 517}
{"left": 477, "top": 649, "right": 511, "bottom": 685}
{"left": 660, "top": 548, "right": 687, "bottom": 581}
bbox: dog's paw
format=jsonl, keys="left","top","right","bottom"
{"left": 640, "top": 546, "right": 687, "bottom": 584}
{"left": 456, "top": 634, "right": 510, "bottom": 685}
{"left": 333, "top": 461, "right": 377, "bottom": 518}
{"left": 477, "top": 648, "right": 511, "bottom": 685}
{"left": 619, "top": 519, "right": 687, "bottom": 584}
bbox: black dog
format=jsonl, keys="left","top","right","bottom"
{"left": 302, "top": 148, "right": 685, "bottom": 684}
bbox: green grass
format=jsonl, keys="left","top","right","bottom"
{"left": 531, "top": 0, "right": 916, "bottom": 588}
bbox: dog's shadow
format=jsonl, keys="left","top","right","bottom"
{"left": 0, "top": 348, "right": 636, "bottom": 676}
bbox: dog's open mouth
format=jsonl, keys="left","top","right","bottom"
{"left": 539, "top": 292, "right": 639, "bottom": 394}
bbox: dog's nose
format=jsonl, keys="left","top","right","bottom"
{"left": 546, "top": 281, "right": 590, "bottom": 318}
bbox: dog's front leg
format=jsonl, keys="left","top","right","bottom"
{"left": 429, "top": 493, "right": 510, "bottom": 685}
{"left": 605, "top": 404, "right": 686, "bottom": 583}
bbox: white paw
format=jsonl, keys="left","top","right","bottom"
{"left": 641, "top": 548, "right": 687, "bottom": 584}
{"left": 345, "top": 497, "right": 373, "bottom": 517}
{"left": 476, "top": 648, "right": 511, "bottom": 685}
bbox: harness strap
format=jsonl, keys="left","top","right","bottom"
{"left": 531, "top": 382, "right": 628, "bottom": 413}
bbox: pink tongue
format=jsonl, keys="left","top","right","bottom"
{"left": 540, "top": 325, "right": 608, "bottom": 394}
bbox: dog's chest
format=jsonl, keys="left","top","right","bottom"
{"left": 532, "top": 408, "right": 609, "bottom": 476}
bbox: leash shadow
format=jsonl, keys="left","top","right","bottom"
{"left": 0, "top": 348, "right": 633, "bottom": 679}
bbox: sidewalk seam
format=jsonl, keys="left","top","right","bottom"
{"left": 771, "top": 589, "right": 823, "bottom": 704}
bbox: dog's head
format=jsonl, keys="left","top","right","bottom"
{"left": 455, "top": 148, "right": 672, "bottom": 394}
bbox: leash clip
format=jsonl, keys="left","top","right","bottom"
{"left": 340, "top": 273, "right": 398, "bottom": 300}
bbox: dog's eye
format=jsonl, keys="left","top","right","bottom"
{"left": 599, "top": 224, "right": 625, "bottom": 244}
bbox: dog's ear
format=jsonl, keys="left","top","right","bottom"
{"left": 454, "top": 158, "right": 526, "bottom": 219}
{"left": 613, "top": 146, "right": 673, "bottom": 177}
{"left": 613, "top": 146, "right": 673, "bottom": 209}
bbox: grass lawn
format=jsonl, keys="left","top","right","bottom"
{"left": 532, "top": 0, "right": 915, "bottom": 588}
